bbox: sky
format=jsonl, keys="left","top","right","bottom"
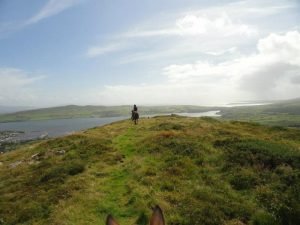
{"left": 0, "top": 0, "right": 299, "bottom": 107}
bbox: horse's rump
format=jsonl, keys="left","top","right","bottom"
{"left": 132, "top": 111, "right": 139, "bottom": 120}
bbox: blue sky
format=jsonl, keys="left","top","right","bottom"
{"left": 0, "top": 0, "right": 299, "bottom": 107}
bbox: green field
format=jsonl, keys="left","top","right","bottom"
{"left": 220, "top": 98, "right": 300, "bottom": 127}
{"left": 1, "top": 116, "right": 300, "bottom": 225}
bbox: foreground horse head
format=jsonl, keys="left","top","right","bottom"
{"left": 106, "top": 205, "right": 165, "bottom": 225}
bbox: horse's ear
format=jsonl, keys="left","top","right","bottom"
{"left": 106, "top": 215, "right": 120, "bottom": 225}
{"left": 150, "top": 205, "right": 165, "bottom": 225}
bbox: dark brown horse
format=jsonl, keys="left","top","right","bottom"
{"left": 106, "top": 205, "right": 165, "bottom": 225}
{"left": 131, "top": 110, "right": 139, "bottom": 125}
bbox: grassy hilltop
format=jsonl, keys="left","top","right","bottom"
{"left": 1, "top": 116, "right": 300, "bottom": 225}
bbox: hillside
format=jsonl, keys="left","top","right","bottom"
{"left": 1, "top": 116, "right": 300, "bottom": 225}
{"left": 1, "top": 99, "right": 300, "bottom": 128}
{"left": 220, "top": 98, "right": 300, "bottom": 127}
{"left": 0, "top": 105, "right": 215, "bottom": 122}
{"left": 0, "top": 106, "right": 35, "bottom": 114}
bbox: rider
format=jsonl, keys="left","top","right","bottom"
{"left": 131, "top": 104, "right": 139, "bottom": 124}
{"left": 133, "top": 104, "right": 138, "bottom": 112}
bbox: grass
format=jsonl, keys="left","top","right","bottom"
{"left": 220, "top": 98, "right": 300, "bottom": 128}
{"left": 0, "top": 116, "right": 300, "bottom": 225}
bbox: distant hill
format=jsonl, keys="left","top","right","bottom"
{"left": 0, "top": 116, "right": 299, "bottom": 225}
{"left": 221, "top": 98, "right": 300, "bottom": 127}
{"left": 0, "top": 105, "right": 216, "bottom": 122}
{"left": 0, "top": 105, "right": 35, "bottom": 114}
{"left": 1, "top": 98, "right": 300, "bottom": 127}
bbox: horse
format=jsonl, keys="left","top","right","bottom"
{"left": 131, "top": 110, "right": 139, "bottom": 125}
{"left": 106, "top": 205, "right": 165, "bottom": 225}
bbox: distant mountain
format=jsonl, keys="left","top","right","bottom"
{"left": 0, "top": 106, "right": 35, "bottom": 114}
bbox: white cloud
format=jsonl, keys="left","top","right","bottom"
{"left": 124, "top": 13, "right": 257, "bottom": 38}
{"left": 225, "top": 0, "right": 296, "bottom": 16}
{"left": 163, "top": 31, "right": 300, "bottom": 99}
{"left": 90, "top": 30, "right": 300, "bottom": 105}
{"left": 88, "top": 83, "right": 235, "bottom": 106}
{"left": 123, "top": 0, "right": 295, "bottom": 39}
{"left": 89, "top": 12, "right": 256, "bottom": 61}
{"left": 176, "top": 13, "right": 256, "bottom": 37}
{"left": 205, "top": 47, "right": 237, "bottom": 56}
{"left": 122, "top": 0, "right": 295, "bottom": 40}
{"left": 85, "top": 0, "right": 296, "bottom": 60}
{"left": 25, "top": 0, "right": 83, "bottom": 25}
{"left": 0, "top": 0, "right": 82, "bottom": 38}
{"left": 86, "top": 43, "right": 126, "bottom": 58}
{"left": 0, "top": 68, "right": 45, "bottom": 105}
{"left": 257, "top": 31, "right": 300, "bottom": 65}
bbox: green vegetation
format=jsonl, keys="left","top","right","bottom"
{"left": 0, "top": 105, "right": 215, "bottom": 122}
{"left": 1, "top": 116, "right": 300, "bottom": 225}
{"left": 221, "top": 98, "right": 300, "bottom": 127}
{"left": 1, "top": 99, "right": 300, "bottom": 128}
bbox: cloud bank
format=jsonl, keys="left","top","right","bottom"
{"left": 94, "top": 31, "right": 300, "bottom": 105}
{"left": 0, "top": 68, "right": 45, "bottom": 105}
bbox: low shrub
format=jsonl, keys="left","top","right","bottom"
{"left": 39, "top": 162, "right": 84, "bottom": 183}
{"left": 176, "top": 187, "right": 254, "bottom": 225}
{"left": 39, "top": 165, "right": 66, "bottom": 183}
{"left": 250, "top": 210, "right": 279, "bottom": 225}
{"left": 17, "top": 202, "right": 50, "bottom": 224}
{"left": 229, "top": 168, "right": 259, "bottom": 190}
{"left": 153, "top": 122, "right": 184, "bottom": 131}
{"left": 215, "top": 138, "right": 300, "bottom": 169}
{"left": 136, "top": 211, "right": 148, "bottom": 225}
{"left": 66, "top": 162, "right": 85, "bottom": 175}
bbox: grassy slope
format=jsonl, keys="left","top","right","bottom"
{"left": 220, "top": 98, "right": 300, "bottom": 127}
{"left": 0, "top": 116, "right": 300, "bottom": 225}
{"left": 0, "top": 105, "right": 214, "bottom": 122}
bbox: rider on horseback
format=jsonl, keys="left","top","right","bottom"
{"left": 131, "top": 104, "right": 139, "bottom": 124}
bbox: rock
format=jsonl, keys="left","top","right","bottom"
{"left": 31, "top": 152, "right": 42, "bottom": 160}
{"left": 39, "top": 133, "right": 48, "bottom": 139}
{"left": 9, "top": 161, "right": 23, "bottom": 168}
{"left": 56, "top": 150, "right": 65, "bottom": 155}
{"left": 28, "top": 160, "right": 39, "bottom": 165}
{"left": 0, "top": 218, "right": 5, "bottom": 225}
{"left": 31, "top": 153, "right": 39, "bottom": 159}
